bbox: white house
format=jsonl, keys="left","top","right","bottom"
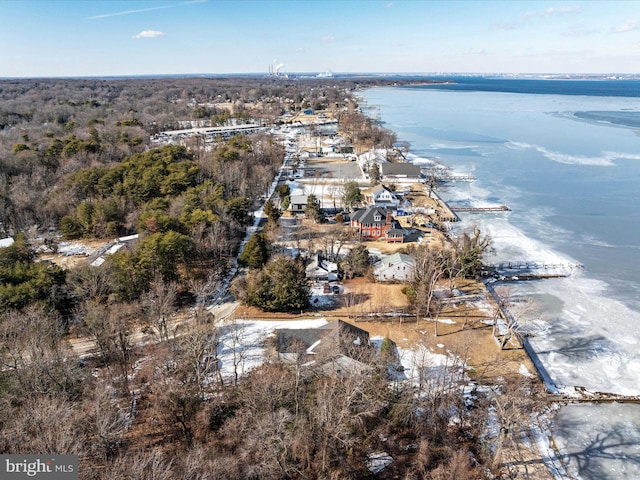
{"left": 357, "top": 149, "right": 387, "bottom": 174}
{"left": 306, "top": 252, "right": 339, "bottom": 281}
{"left": 366, "top": 184, "right": 400, "bottom": 208}
{"left": 374, "top": 253, "right": 416, "bottom": 282}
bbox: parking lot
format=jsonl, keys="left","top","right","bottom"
{"left": 303, "top": 155, "right": 364, "bottom": 181}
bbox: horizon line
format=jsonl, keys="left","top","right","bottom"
{"left": 2, "top": 71, "right": 639, "bottom": 81}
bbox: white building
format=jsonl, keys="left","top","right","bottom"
{"left": 306, "top": 253, "right": 339, "bottom": 281}
{"left": 367, "top": 184, "right": 400, "bottom": 208}
{"left": 374, "top": 253, "right": 416, "bottom": 282}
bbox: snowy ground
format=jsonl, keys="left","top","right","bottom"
{"left": 57, "top": 241, "right": 92, "bottom": 256}
{"left": 212, "top": 316, "right": 460, "bottom": 389}
{"left": 214, "top": 318, "right": 329, "bottom": 383}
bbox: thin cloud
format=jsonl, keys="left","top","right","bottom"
{"left": 491, "top": 22, "right": 517, "bottom": 31}
{"left": 524, "top": 5, "right": 581, "bottom": 20}
{"left": 87, "top": 1, "right": 205, "bottom": 20}
{"left": 611, "top": 19, "right": 638, "bottom": 33}
{"left": 493, "top": 5, "right": 581, "bottom": 31}
{"left": 561, "top": 24, "right": 601, "bottom": 37}
{"left": 133, "top": 30, "right": 165, "bottom": 39}
{"left": 543, "top": 6, "right": 582, "bottom": 16}
{"left": 322, "top": 35, "right": 335, "bottom": 43}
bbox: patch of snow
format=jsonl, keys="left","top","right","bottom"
{"left": 309, "top": 284, "right": 337, "bottom": 308}
{"left": 58, "top": 242, "right": 89, "bottom": 256}
{"left": 90, "top": 257, "right": 106, "bottom": 267}
{"left": 398, "top": 344, "right": 464, "bottom": 389}
{"left": 0, "top": 237, "right": 15, "bottom": 248}
{"left": 367, "top": 452, "right": 393, "bottom": 474}
{"left": 519, "top": 363, "right": 534, "bottom": 378}
{"left": 423, "top": 317, "right": 456, "bottom": 325}
{"left": 211, "top": 318, "right": 329, "bottom": 383}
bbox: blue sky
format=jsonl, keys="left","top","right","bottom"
{"left": 1, "top": 0, "right": 639, "bottom": 77}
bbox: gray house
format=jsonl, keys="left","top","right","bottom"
{"left": 366, "top": 184, "right": 400, "bottom": 208}
{"left": 275, "top": 320, "right": 372, "bottom": 369}
{"left": 289, "top": 194, "right": 308, "bottom": 215}
{"left": 380, "top": 163, "right": 421, "bottom": 181}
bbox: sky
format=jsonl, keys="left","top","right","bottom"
{"left": 0, "top": 0, "right": 639, "bottom": 78}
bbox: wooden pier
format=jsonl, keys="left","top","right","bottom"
{"left": 481, "top": 261, "right": 583, "bottom": 280}
{"left": 450, "top": 205, "right": 510, "bottom": 212}
{"left": 439, "top": 174, "right": 477, "bottom": 182}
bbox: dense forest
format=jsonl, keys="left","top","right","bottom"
{"left": 0, "top": 76, "right": 523, "bottom": 479}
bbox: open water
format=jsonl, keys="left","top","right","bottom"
{"left": 360, "top": 77, "right": 640, "bottom": 479}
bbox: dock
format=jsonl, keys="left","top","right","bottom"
{"left": 481, "top": 261, "right": 583, "bottom": 280}
{"left": 450, "top": 205, "right": 510, "bottom": 212}
{"left": 438, "top": 174, "right": 477, "bottom": 182}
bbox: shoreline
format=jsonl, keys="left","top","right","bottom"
{"left": 354, "top": 87, "right": 640, "bottom": 478}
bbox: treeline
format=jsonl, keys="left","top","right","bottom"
{"left": 0, "top": 75, "right": 408, "bottom": 310}
{"left": 0, "top": 76, "right": 404, "bottom": 234}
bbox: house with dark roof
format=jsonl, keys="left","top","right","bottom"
{"left": 380, "top": 163, "right": 421, "bottom": 181}
{"left": 275, "top": 320, "right": 372, "bottom": 369}
{"left": 350, "top": 206, "right": 404, "bottom": 243}
{"left": 289, "top": 194, "right": 308, "bottom": 215}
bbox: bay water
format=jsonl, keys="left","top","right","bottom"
{"left": 360, "top": 78, "right": 640, "bottom": 479}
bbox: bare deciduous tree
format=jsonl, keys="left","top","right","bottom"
{"left": 142, "top": 277, "right": 177, "bottom": 343}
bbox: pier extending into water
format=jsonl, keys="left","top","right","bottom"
{"left": 451, "top": 205, "right": 510, "bottom": 212}
{"left": 481, "top": 261, "right": 583, "bottom": 280}
{"left": 439, "top": 174, "right": 477, "bottom": 182}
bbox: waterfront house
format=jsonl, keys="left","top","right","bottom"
{"left": 366, "top": 184, "right": 400, "bottom": 208}
{"left": 275, "top": 320, "right": 372, "bottom": 369}
{"left": 380, "top": 163, "right": 421, "bottom": 181}
{"left": 350, "top": 206, "right": 404, "bottom": 243}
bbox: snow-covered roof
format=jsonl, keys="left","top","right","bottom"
{"left": 377, "top": 252, "right": 416, "bottom": 268}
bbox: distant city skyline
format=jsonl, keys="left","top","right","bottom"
{"left": 1, "top": 0, "right": 638, "bottom": 78}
